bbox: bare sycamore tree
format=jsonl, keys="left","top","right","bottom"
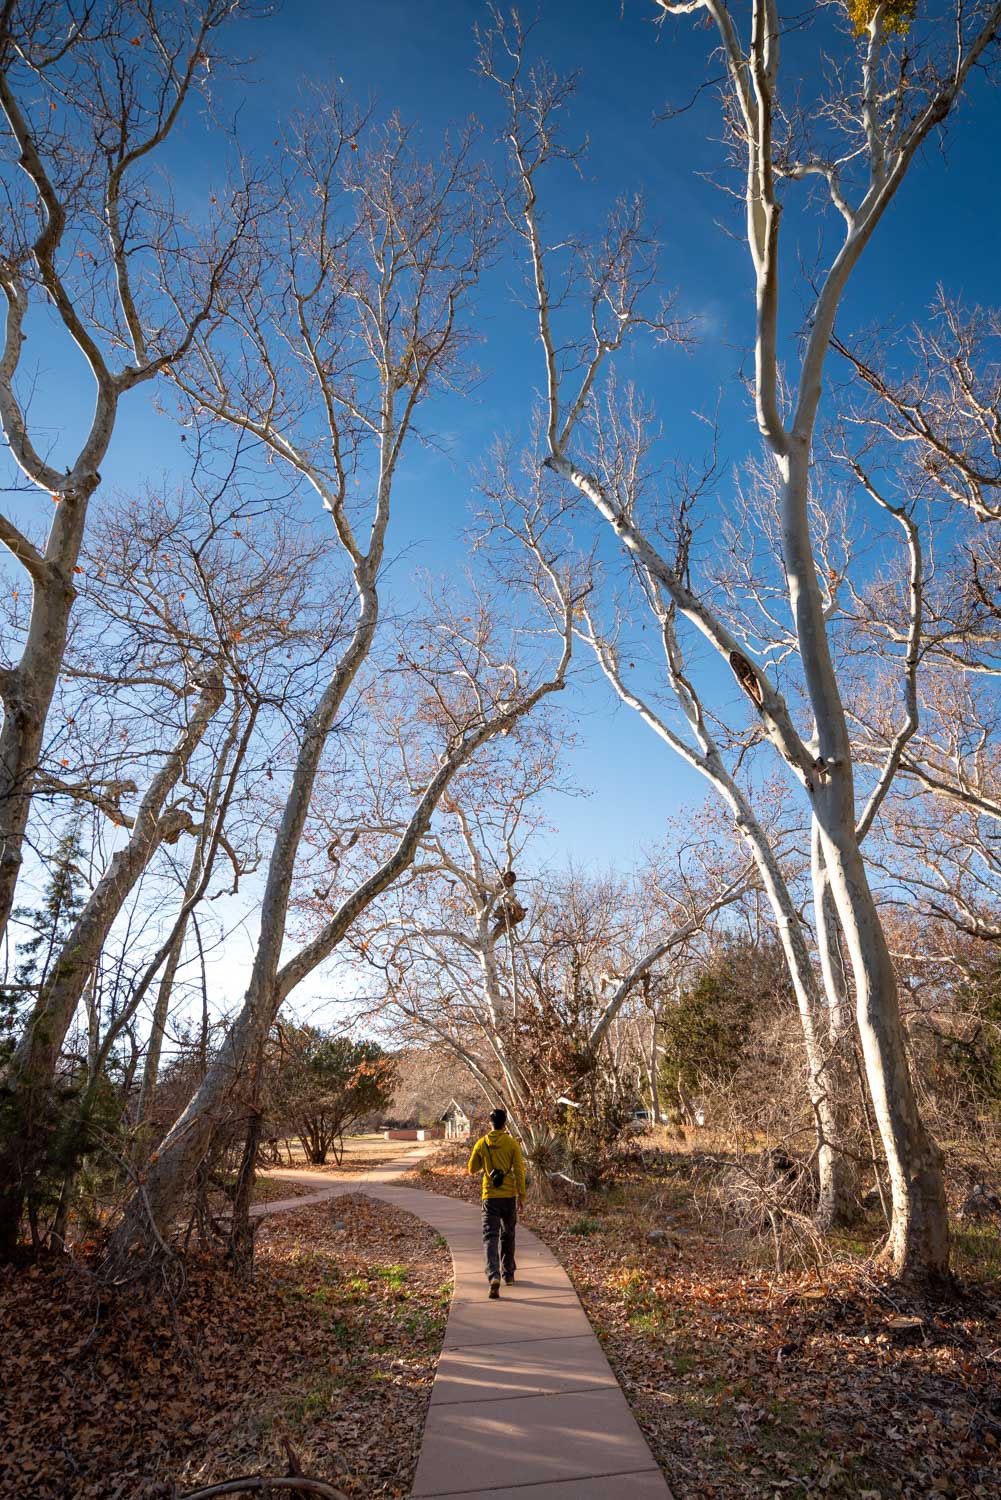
{"left": 101, "top": 106, "right": 577, "bottom": 1275}
{"left": 0, "top": 660, "right": 224, "bottom": 1254}
{"left": 0, "top": 0, "right": 258, "bottom": 948}
{"left": 109, "top": 613, "right": 572, "bottom": 1273}
{"left": 647, "top": 0, "right": 1001, "bottom": 1283}
{"left": 382, "top": 738, "right": 752, "bottom": 1183}
{"left": 486, "top": 445, "right": 861, "bottom": 1224}
{"left": 0, "top": 479, "right": 333, "bottom": 1252}
{"left": 475, "top": 36, "right": 859, "bottom": 1224}
{"left": 481, "top": 2, "right": 1001, "bottom": 1279}
{"left": 65, "top": 485, "right": 344, "bottom": 1142}
{"left": 708, "top": 462, "right": 907, "bottom": 1165}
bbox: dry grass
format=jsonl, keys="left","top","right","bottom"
{"left": 267, "top": 1134, "right": 426, "bottom": 1173}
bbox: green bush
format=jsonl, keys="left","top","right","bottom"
{"left": 568, "top": 1215, "right": 603, "bottom": 1236}
{"left": 0, "top": 1068, "right": 124, "bottom": 1245}
{"left": 659, "top": 967, "right": 752, "bottom": 1097}
{"left": 270, "top": 1026, "right": 398, "bottom": 1164}
{"left": 947, "top": 961, "right": 1001, "bottom": 1115}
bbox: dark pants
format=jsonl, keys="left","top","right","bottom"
{"left": 482, "top": 1197, "right": 517, "bottom": 1281}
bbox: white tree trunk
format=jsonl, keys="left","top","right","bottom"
{"left": 0, "top": 2, "right": 248, "bottom": 940}
{"left": 0, "top": 669, "right": 224, "bottom": 1255}
{"left": 0, "top": 487, "right": 92, "bottom": 941}
{"left": 815, "top": 793, "right": 948, "bottom": 1276}
{"left": 647, "top": 1013, "right": 662, "bottom": 1126}
{"left": 783, "top": 442, "right": 948, "bottom": 1276}
{"left": 6, "top": 670, "right": 224, "bottom": 1093}
{"left": 811, "top": 820, "right": 854, "bottom": 1047}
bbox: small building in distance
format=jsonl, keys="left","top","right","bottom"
{"left": 440, "top": 1097, "right": 474, "bottom": 1140}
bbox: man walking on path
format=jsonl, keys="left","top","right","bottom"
{"left": 467, "top": 1107, "right": 526, "bottom": 1298}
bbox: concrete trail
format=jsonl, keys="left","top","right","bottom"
{"left": 256, "top": 1150, "right": 674, "bottom": 1500}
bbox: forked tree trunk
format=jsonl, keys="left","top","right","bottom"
{"left": 748, "top": 854, "right": 855, "bottom": 1231}
{"left": 580, "top": 585, "right": 858, "bottom": 1226}
{"left": 784, "top": 447, "right": 949, "bottom": 1279}
{"left": 693, "top": 757, "right": 857, "bottom": 1227}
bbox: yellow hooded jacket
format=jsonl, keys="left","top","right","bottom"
{"left": 467, "top": 1128, "right": 527, "bottom": 1201}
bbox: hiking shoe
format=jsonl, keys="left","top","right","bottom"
{"left": 504, "top": 1275, "right": 515, "bottom": 1285}
{"left": 488, "top": 1279, "right": 500, "bottom": 1299}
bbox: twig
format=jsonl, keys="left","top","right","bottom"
{"left": 178, "top": 1445, "right": 348, "bottom": 1499}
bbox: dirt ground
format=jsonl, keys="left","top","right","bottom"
{"left": 266, "top": 1132, "right": 428, "bottom": 1172}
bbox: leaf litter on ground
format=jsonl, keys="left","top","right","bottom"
{"left": 0, "top": 1192, "right": 451, "bottom": 1500}
{"left": 404, "top": 1145, "right": 1001, "bottom": 1499}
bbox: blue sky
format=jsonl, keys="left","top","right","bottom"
{"left": 215, "top": 0, "right": 1001, "bottom": 867}
{"left": 5, "top": 1, "right": 1001, "bottom": 1013}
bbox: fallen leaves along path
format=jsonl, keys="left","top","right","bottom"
{"left": 0, "top": 1192, "right": 451, "bottom": 1500}
{"left": 401, "top": 1148, "right": 1001, "bottom": 1500}
{"left": 261, "top": 1162, "right": 675, "bottom": 1499}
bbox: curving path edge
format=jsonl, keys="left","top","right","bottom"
{"left": 254, "top": 1150, "right": 675, "bottom": 1499}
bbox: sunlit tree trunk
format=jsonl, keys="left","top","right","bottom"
{"left": 0, "top": 672, "right": 224, "bottom": 1257}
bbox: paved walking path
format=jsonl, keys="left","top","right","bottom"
{"left": 256, "top": 1150, "right": 674, "bottom": 1499}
